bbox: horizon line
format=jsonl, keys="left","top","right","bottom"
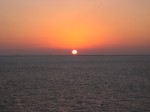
{"left": 0, "top": 54, "right": 150, "bottom": 57}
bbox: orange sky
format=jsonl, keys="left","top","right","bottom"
{"left": 0, "top": 0, "right": 150, "bottom": 55}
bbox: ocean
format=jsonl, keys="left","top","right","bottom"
{"left": 0, "top": 56, "right": 150, "bottom": 112}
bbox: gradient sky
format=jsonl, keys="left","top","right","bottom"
{"left": 0, "top": 0, "right": 150, "bottom": 55}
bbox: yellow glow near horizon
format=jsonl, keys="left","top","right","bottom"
{"left": 0, "top": 0, "right": 150, "bottom": 54}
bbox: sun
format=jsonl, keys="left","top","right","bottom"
{"left": 72, "top": 50, "right": 78, "bottom": 55}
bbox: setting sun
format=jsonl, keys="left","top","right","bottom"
{"left": 72, "top": 50, "right": 78, "bottom": 55}
{"left": 0, "top": 0, "right": 150, "bottom": 55}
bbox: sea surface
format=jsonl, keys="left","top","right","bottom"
{"left": 0, "top": 56, "right": 150, "bottom": 112}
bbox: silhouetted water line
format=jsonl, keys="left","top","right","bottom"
{"left": 0, "top": 56, "right": 150, "bottom": 112}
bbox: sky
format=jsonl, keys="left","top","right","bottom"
{"left": 0, "top": 0, "right": 150, "bottom": 55}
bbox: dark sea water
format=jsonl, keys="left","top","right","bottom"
{"left": 0, "top": 56, "right": 150, "bottom": 112}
